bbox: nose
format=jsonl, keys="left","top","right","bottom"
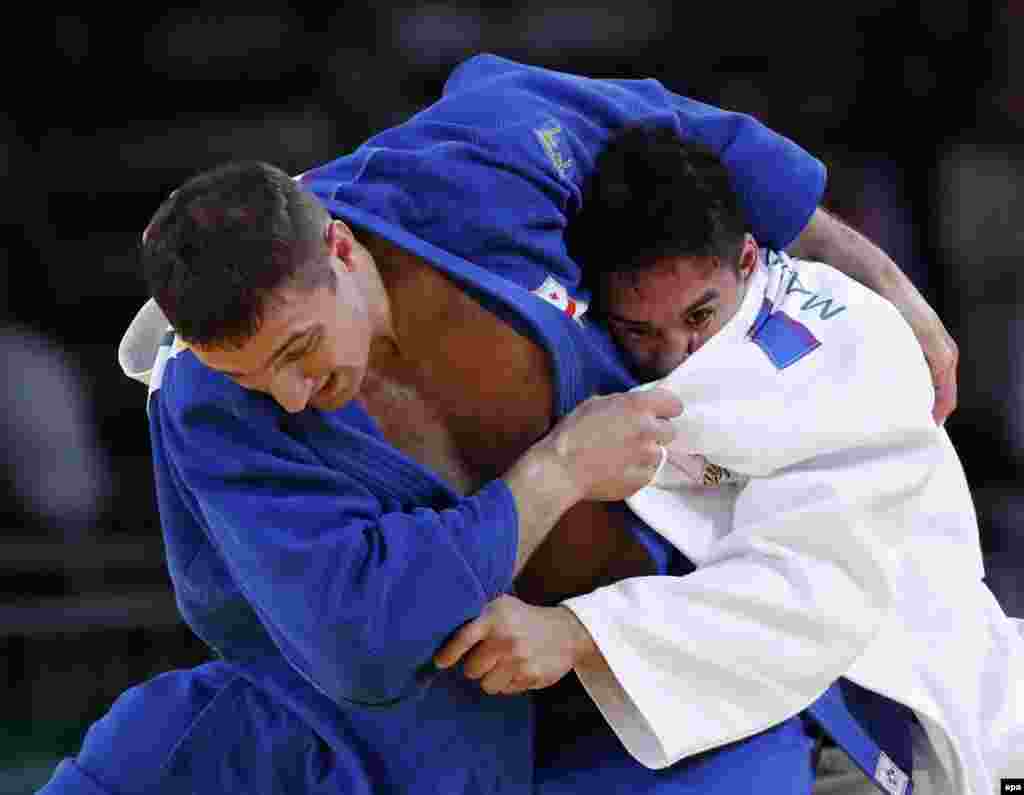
{"left": 653, "top": 329, "right": 692, "bottom": 376}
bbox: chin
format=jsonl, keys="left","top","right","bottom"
{"left": 632, "top": 365, "right": 666, "bottom": 384}
{"left": 312, "top": 391, "right": 349, "bottom": 412}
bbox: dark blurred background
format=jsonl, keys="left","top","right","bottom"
{"left": 5, "top": 4, "right": 1022, "bottom": 791}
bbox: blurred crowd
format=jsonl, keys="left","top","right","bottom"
{"left": 3, "top": 3, "right": 1022, "bottom": 788}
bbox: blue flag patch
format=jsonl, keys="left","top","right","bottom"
{"left": 749, "top": 298, "right": 821, "bottom": 370}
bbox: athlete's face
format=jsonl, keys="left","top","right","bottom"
{"left": 191, "top": 224, "right": 381, "bottom": 414}
{"left": 598, "top": 236, "right": 758, "bottom": 382}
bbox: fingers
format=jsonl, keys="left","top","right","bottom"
{"left": 456, "top": 640, "right": 536, "bottom": 695}
{"left": 920, "top": 324, "right": 958, "bottom": 426}
{"left": 651, "top": 417, "right": 677, "bottom": 446}
{"left": 544, "top": 387, "right": 684, "bottom": 502}
{"left": 503, "top": 677, "right": 535, "bottom": 695}
{"left": 434, "top": 615, "right": 489, "bottom": 669}
{"left": 631, "top": 390, "right": 681, "bottom": 447}
{"left": 449, "top": 639, "right": 536, "bottom": 695}
{"left": 629, "top": 387, "right": 684, "bottom": 419}
{"left": 926, "top": 337, "right": 959, "bottom": 426}
{"left": 931, "top": 367, "right": 958, "bottom": 426}
{"left": 461, "top": 640, "right": 508, "bottom": 680}
{"left": 647, "top": 444, "right": 668, "bottom": 486}
{"left": 479, "top": 664, "right": 519, "bottom": 695}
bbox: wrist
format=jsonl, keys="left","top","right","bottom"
{"left": 557, "top": 606, "right": 600, "bottom": 667}
{"left": 515, "top": 438, "right": 586, "bottom": 507}
{"left": 503, "top": 442, "right": 586, "bottom": 575}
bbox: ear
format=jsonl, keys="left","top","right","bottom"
{"left": 737, "top": 234, "right": 759, "bottom": 282}
{"left": 325, "top": 219, "right": 356, "bottom": 271}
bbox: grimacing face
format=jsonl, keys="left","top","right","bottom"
{"left": 599, "top": 236, "right": 758, "bottom": 382}
{"left": 190, "top": 225, "right": 380, "bottom": 414}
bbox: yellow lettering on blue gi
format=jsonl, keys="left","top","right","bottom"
{"left": 534, "top": 123, "right": 573, "bottom": 180}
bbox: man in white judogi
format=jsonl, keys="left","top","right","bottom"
{"left": 436, "top": 126, "right": 1024, "bottom": 794}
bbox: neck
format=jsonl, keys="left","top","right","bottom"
{"left": 360, "top": 231, "right": 444, "bottom": 366}
{"left": 350, "top": 232, "right": 400, "bottom": 362}
{"left": 361, "top": 230, "right": 420, "bottom": 292}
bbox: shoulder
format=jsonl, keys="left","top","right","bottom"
{"left": 436, "top": 53, "right": 679, "bottom": 140}
{"left": 756, "top": 252, "right": 934, "bottom": 437}
{"left": 442, "top": 53, "right": 529, "bottom": 94}
{"left": 151, "top": 345, "right": 281, "bottom": 438}
{"left": 764, "top": 252, "right": 917, "bottom": 362}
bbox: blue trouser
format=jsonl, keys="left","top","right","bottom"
{"left": 39, "top": 662, "right": 906, "bottom": 795}
{"left": 39, "top": 662, "right": 821, "bottom": 795}
{"left": 38, "top": 662, "right": 368, "bottom": 795}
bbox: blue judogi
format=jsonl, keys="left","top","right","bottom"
{"left": 43, "top": 54, "right": 910, "bottom": 795}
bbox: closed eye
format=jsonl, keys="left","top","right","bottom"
{"left": 280, "top": 334, "right": 319, "bottom": 367}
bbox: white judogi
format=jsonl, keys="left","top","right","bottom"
{"left": 564, "top": 252, "right": 1024, "bottom": 795}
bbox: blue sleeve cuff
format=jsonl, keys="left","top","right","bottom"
{"left": 720, "top": 121, "right": 827, "bottom": 250}
{"left": 744, "top": 149, "right": 826, "bottom": 250}
{"left": 669, "top": 93, "right": 828, "bottom": 250}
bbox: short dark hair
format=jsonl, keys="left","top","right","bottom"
{"left": 568, "top": 125, "right": 748, "bottom": 284}
{"left": 140, "top": 161, "right": 336, "bottom": 348}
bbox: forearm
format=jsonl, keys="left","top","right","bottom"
{"left": 786, "top": 207, "right": 946, "bottom": 338}
{"left": 503, "top": 443, "right": 583, "bottom": 576}
{"left": 786, "top": 207, "right": 896, "bottom": 287}
{"left": 787, "top": 207, "right": 959, "bottom": 423}
{"left": 502, "top": 389, "right": 683, "bottom": 576}
{"left": 786, "top": 207, "right": 929, "bottom": 315}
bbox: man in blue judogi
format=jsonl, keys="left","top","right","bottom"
{"left": 43, "top": 54, "right": 958, "bottom": 794}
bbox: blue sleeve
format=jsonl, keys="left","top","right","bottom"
{"left": 160, "top": 393, "right": 519, "bottom": 707}
{"left": 307, "top": 55, "right": 824, "bottom": 303}
{"left": 663, "top": 92, "right": 826, "bottom": 249}
{"left": 444, "top": 55, "right": 827, "bottom": 250}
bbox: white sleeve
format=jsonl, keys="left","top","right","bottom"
{"left": 563, "top": 258, "right": 940, "bottom": 768}
{"left": 564, "top": 426, "right": 936, "bottom": 767}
